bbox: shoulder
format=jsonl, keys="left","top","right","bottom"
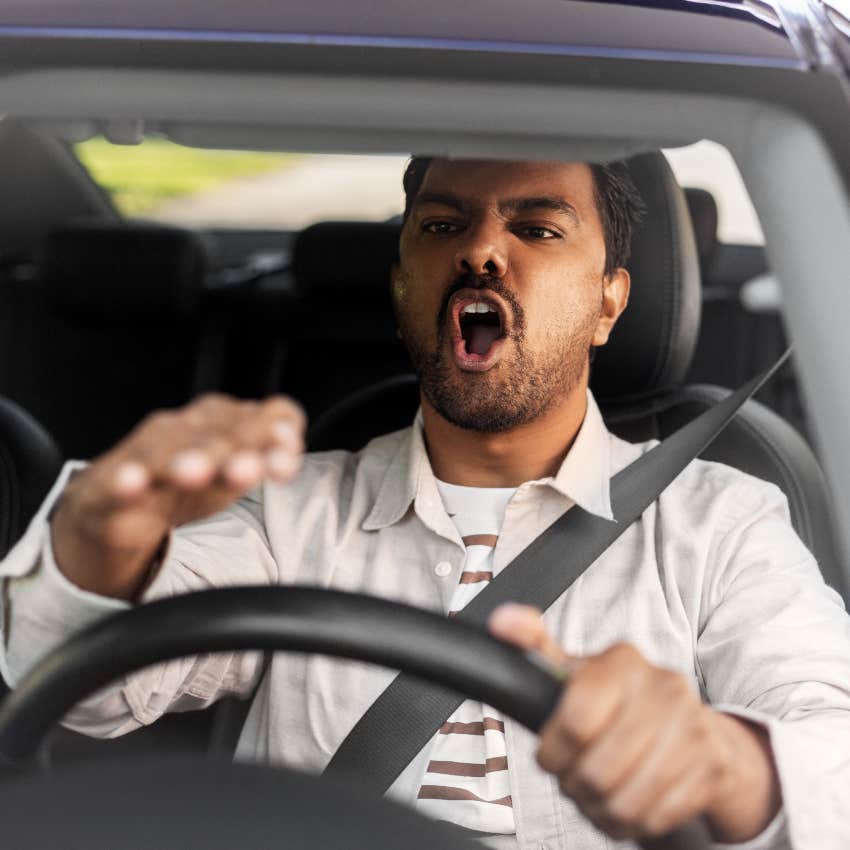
{"left": 608, "top": 430, "right": 793, "bottom": 535}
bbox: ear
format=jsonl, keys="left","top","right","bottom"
{"left": 592, "top": 267, "right": 630, "bottom": 347}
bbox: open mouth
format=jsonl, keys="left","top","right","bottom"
{"left": 460, "top": 302, "right": 503, "bottom": 356}
{"left": 448, "top": 292, "right": 509, "bottom": 371}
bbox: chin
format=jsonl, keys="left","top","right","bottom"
{"left": 423, "top": 377, "right": 550, "bottom": 433}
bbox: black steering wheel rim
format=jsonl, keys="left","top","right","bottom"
{"left": 0, "top": 586, "right": 709, "bottom": 850}
{"left": 0, "top": 586, "right": 562, "bottom": 763}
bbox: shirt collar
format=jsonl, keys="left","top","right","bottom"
{"left": 547, "top": 390, "right": 614, "bottom": 521}
{"left": 362, "top": 389, "right": 614, "bottom": 531}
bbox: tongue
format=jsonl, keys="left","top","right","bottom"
{"left": 467, "top": 324, "right": 501, "bottom": 356}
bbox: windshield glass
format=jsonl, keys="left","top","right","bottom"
{"left": 73, "top": 137, "right": 762, "bottom": 244}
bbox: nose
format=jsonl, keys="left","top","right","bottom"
{"left": 454, "top": 218, "right": 509, "bottom": 279}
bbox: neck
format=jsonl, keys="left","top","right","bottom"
{"left": 422, "top": 382, "right": 589, "bottom": 488}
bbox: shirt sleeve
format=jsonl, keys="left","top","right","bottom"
{"left": 0, "top": 461, "right": 277, "bottom": 737}
{"left": 697, "top": 479, "right": 850, "bottom": 850}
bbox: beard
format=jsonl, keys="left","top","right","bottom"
{"left": 397, "top": 273, "right": 598, "bottom": 433}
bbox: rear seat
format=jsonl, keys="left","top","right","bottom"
{"left": 683, "top": 189, "right": 809, "bottom": 440}
{"left": 0, "top": 221, "right": 219, "bottom": 459}
{"left": 278, "top": 221, "right": 411, "bottom": 420}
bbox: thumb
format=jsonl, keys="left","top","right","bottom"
{"left": 487, "top": 603, "right": 581, "bottom": 674}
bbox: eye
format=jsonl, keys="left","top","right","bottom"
{"left": 422, "top": 221, "right": 461, "bottom": 235}
{"left": 518, "top": 225, "right": 561, "bottom": 240}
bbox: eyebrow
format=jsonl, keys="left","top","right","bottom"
{"left": 413, "top": 191, "right": 579, "bottom": 224}
{"left": 500, "top": 196, "right": 580, "bottom": 224}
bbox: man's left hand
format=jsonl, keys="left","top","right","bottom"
{"left": 488, "top": 604, "right": 782, "bottom": 843}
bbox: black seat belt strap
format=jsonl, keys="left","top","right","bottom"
{"left": 323, "top": 351, "right": 791, "bottom": 792}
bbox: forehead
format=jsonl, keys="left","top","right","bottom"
{"left": 417, "top": 159, "right": 597, "bottom": 209}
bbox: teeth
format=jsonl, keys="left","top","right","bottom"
{"left": 461, "top": 302, "right": 496, "bottom": 315}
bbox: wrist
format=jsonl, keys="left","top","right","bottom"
{"left": 50, "top": 497, "right": 165, "bottom": 601}
{"left": 704, "top": 711, "right": 782, "bottom": 843}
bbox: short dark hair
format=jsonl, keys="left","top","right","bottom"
{"left": 401, "top": 157, "right": 645, "bottom": 278}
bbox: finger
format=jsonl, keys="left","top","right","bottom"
{"left": 559, "top": 690, "right": 660, "bottom": 802}
{"left": 488, "top": 604, "right": 577, "bottom": 670}
{"left": 601, "top": 698, "right": 701, "bottom": 828}
{"left": 229, "top": 397, "right": 306, "bottom": 483}
{"left": 537, "top": 666, "right": 624, "bottom": 776}
{"left": 641, "top": 761, "right": 716, "bottom": 838}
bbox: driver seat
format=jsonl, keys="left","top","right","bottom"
{"left": 307, "top": 152, "right": 847, "bottom": 600}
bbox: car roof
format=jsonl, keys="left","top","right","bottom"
{"left": 0, "top": 0, "right": 802, "bottom": 66}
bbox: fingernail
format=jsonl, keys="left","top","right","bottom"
{"left": 114, "top": 461, "right": 149, "bottom": 494}
{"left": 170, "top": 450, "right": 212, "bottom": 482}
{"left": 266, "top": 448, "right": 300, "bottom": 480}
{"left": 224, "top": 451, "right": 263, "bottom": 485}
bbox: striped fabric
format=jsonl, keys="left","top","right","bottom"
{"left": 416, "top": 481, "right": 517, "bottom": 835}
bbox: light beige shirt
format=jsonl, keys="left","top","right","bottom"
{"left": 2, "top": 392, "right": 850, "bottom": 850}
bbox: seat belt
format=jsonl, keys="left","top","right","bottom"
{"left": 322, "top": 351, "right": 791, "bottom": 792}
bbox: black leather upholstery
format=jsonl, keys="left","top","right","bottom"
{"left": 0, "top": 397, "right": 62, "bottom": 559}
{"left": 43, "top": 221, "right": 210, "bottom": 321}
{"left": 591, "top": 153, "right": 702, "bottom": 402}
{"left": 0, "top": 222, "right": 216, "bottom": 458}
{"left": 281, "top": 222, "right": 409, "bottom": 418}
{"left": 684, "top": 187, "right": 719, "bottom": 270}
{"left": 304, "top": 152, "right": 846, "bottom": 598}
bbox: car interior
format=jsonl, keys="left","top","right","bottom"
{"left": 0, "top": 116, "right": 845, "bottom": 773}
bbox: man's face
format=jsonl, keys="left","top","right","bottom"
{"left": 393, "top": 159, "right": 627, "bottom": 432}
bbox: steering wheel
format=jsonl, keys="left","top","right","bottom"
{"left": 0, "top": 587, "right": 709, "bottom": 850}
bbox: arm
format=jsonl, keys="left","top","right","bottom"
{"left": 0, "top": 394, "right": 306, "bottom": 736}
{"left": 488, "top": 482, "right": 850, "bottom": 848}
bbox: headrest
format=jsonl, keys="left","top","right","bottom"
{"left": 684, "top": 187, "right": 719, "bottom": 268}
{"left": 42, "top": 221, "right": 211, "bottom": 321}
{"left": 590, "top": 152, "right": 701, "bottom": 402}
{"left": 293, "top": 222, "right": 399, "bottom": 299}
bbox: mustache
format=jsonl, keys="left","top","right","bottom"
{"left": 435, "top": 273, "right": 524, "bottom": 334}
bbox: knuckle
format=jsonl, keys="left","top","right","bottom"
{"left": 266, "top": 396, "right": 307, "bottom": 424}
{"left": 605, "top": 795, "right": 641, "bottom": 830}
{"left": 575, "top": 762, "right": 614, "bottom": 799}
{"left": 659, "top": 671, "right": 691, "bottom": 701}
{"left": 562, "top": 701, "right": 596, "bottom": 747}
{"left": 196, "top": 392, "right": 230, "bottom": 408}
{"left": 141, "top": 409, "right": 175, "bottom": 430}
{"left": 606, "top": 641, "right": 640, "bottom": 664}
{"left": 642, "top": 810, "right": 670, "bottom": 838}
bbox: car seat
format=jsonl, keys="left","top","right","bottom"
{"left": 306, "top": 152, "right": 846, "bottom": 600}
{"left": 0, "top": 397, "right": 62, "bottom": 560}
{"left": 0, "top": 221, "right": 219, "bottom": 460}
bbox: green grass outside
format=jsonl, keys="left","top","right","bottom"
{"left": 74, "top": 137, "right": 298, "bottom": 216}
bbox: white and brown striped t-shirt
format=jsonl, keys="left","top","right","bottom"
{"left": 416, "top": 479, "right": 518, "bottom": 836}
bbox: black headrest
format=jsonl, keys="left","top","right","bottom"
{"left": 293, "top": 222, "right": 399, "bottom": 299}
{"left": 294, "top": 152, "right": 700, "bottom": 400}
{"left": 43, "top": 221, "right": 211, "bottom": 321}
{"left": 684, "top": 187, "right": 719, "bottom": 268}
{"left": 590, "top": 152, "right": 701, "bottom": 402}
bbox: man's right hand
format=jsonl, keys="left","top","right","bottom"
{"left": 51, "top": 394, "right": 306, "bottom": 600}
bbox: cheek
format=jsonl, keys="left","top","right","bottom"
{"left": 525, "top": 273, "right": 602, "bottom": 343}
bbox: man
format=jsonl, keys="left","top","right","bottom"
{"left": 2, "top": 158, "right": 849, "bottom": 850}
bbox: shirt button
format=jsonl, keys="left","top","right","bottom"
{"left": 434, "top": 561, "right": 452, "bottom": 577}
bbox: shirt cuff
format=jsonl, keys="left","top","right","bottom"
{"left": 711, "top": 705, "right": 789, "bottom": 850}
{"left": 0, "top": 461, "right": 130, "bottom": 688}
